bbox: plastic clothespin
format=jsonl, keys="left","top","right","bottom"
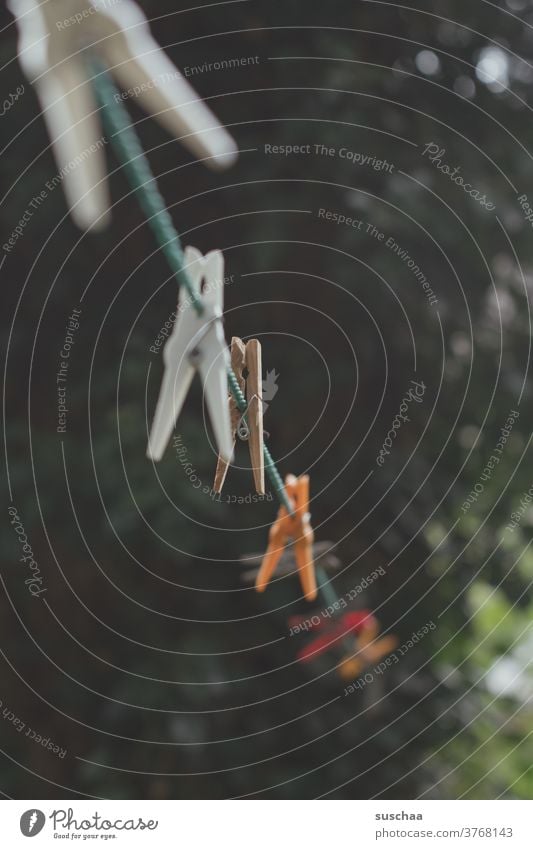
{"left": 213, "top": 337, "right": 265, "bottom": 495}
{"left": 146, "top": 246, "right": 233, "bottom": 464}
{"left": 291, "top": 611, "right": 374, "bottom": 663}
{"left": 255, "top": 474, "right": 317, "bottom": 602}
{"left": 9, "top": 0, "right": 238, "bottom": 230}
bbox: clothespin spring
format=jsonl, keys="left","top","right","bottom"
{"left": 236, "top": 393, "right": 261, "bottom": 441}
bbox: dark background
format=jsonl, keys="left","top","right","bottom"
{"left": 1, "top": 0, "right": 533, "bottom": 799}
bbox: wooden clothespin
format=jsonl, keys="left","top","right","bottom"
{"left": 9, "top": 0, "right": 237, "bottom": 230}
{"left": 146, "top": 247, "right": 233, "bottom": 464}
{"left": 213, "top": 337, "right": 265, "bottom": 495}
{"left": 255, "top": 474, "right": 317, "bottom": 602}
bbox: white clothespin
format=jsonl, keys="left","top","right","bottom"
{"left": 9, "top": 0, "right": 238, "bottom": 230}
{"left": 147, "top": 246, "right": 233, "bottom": 464}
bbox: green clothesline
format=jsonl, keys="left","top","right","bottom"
{"left": 91, "top": 61, "right": 292, "bottom": 513}
{"left": 90, "top": 63, "right": 349, "bottom": 624}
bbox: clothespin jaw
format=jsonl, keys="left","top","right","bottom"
{"left": 9, "top": 0, "right": 238, "bottom": 230}
{"left": 146, "top": 246, "right": 233, "bottom": 464}
{"left": 255, "top": 474, "right": 317, "bottom": 602}
{"left": 240, "top": 541, "right": 340, "bottom": 583}
{"left": 213, "top": 337, "right": 265, "bottom": 495}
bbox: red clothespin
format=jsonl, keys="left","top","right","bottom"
{"left": 255, "top": 474, "right": 317, "bottom": 601}
{"left": 213, "top": 337, "right": 265, "bottom": 494}
{"left": 292, "top": 610, "right": 374, "bottom": 662}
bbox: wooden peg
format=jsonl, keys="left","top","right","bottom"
{"left": 245, "top": 339, "right": 265, "bottom": 495}
{"left": 213, "top": 337, "right": 266, "bottom": 495}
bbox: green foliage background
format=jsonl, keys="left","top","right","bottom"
{"left": 1, "top": 0, "right": 532, "bottom": 799}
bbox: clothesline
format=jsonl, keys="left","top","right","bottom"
{"left": 91, "top": 62, "right": 357, "bottom": 633}
{"left": 91, "top": 60, "right": 292, "bottom": 514}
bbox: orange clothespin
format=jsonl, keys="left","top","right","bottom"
{"left": 338, "top": 617, "right": 398, "bottom": 681}
{"left": 213, "top": 337, "right": 265, "bottom": 494}
{"left": 255, "top": 474, "right": 317, "bottom": 602}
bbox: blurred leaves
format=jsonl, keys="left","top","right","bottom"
{"left": 1, "top": 0, "right": 533, "bottom": 799}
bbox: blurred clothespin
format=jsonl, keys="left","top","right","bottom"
{"left": 213, "top": 337, "right": 264, "bottom": 495}
{"left": 146, "top": 247, "right": 233, "bottom": 463}
{"left": 9, "top": 0, "right": 238, "bottom": 230}
{"left": 338, "top": 617, "right": 398, "bottom": 682}
{"left": 255, "top": 474, "right": 317, "bottom": 602}
{"left": 292, "top": 611, "right": 374, "bottom": 663}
